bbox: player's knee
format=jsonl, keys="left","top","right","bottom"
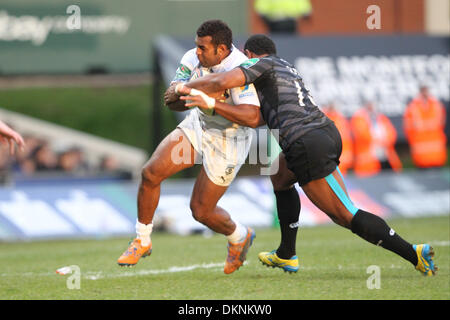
{"left": 190, "top": 200, "right": 210, "bottom": 224}
{"left": 270, "top": 173, "right": 293, "bottom": 191}
{"left": 141, "top": 163, "right": 163, "bottom": 188}
{"left": 340, "top": 217, "right": 353, "bottom": 229}
{"left": 331, "top": 209, "right": 353, "bottom": 229}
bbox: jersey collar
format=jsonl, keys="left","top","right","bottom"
{"left": 210, "top": 44, "right": 237, "bottom": 73}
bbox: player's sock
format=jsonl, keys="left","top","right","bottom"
{"left": 136, "top": 220, "right": 153, "bottom": 247}
{"left": 227, "top": 221, "right": 248, "bottom": 244}
{"left": 350, "top": 210, "right": 418, "bottom": 266}
{"left": 274, "top": 187, "right": 301, "bottom": 259}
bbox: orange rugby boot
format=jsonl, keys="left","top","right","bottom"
{"left": 224, "top": 227, "right": 255, "bottom": 274}
{"left": 117, "top": 239, "right": 152, "bottom": 267}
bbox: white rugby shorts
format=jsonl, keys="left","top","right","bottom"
{"left": 177, "top": 111, "right": 252, "bottom": 187}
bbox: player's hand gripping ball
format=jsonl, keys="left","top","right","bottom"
{"left": 187, "top": 67, "right": 227, "bottom": 116}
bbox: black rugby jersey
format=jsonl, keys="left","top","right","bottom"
{"left": 238, "top": 55, "right": 331, "bottom": 151}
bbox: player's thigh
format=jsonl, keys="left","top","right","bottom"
{"left": 190, "top": 166, "right": 228, "bottom": 213}
{"left": 143, "top": 128, "right": 196, "bottom": 182}
{"left": 301, "top": 169, "right": 355, "bottom": 228}
{"left": 270, "top": 152, "right": 298, "bottom": 191}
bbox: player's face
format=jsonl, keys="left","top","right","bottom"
{"left": 195, "top": 36, "right": 222, "bottom": 68}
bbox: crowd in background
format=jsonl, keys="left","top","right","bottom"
{"left": 253, "top": 1, "right": 448, "bottom": 177}
{"left": 0, "top": 130, "right": 131, "bottom": 181}
{"left": 323, "top": 85, "right": 447, "bottom": 177}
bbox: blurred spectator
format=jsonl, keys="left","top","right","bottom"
{"left": 403, "top": 85, "right": 447, "bottom": 169}
{"left": 0, "top": 145, "right": 9, "bottom": 169}
{"left": 254, "top": 0, "right": 312, "bottom": 34}
{"left": 351, "top": 102, "right": 402, "bottom": 177}
{"left": 57, "top": 149, "right": 80, "bottom": 173}
{"left": 17, "top": 135, "right": 41, "bottom": 160}
{"left": 99, "top": 155, "right": 119, "bottom": 171}
{"left": 322, "top": 103, "right": 353, "bottom": 175}
{"left": 0, "top": 143, "right": 10, "bottom": 183}
{"left": 0, "top": 128, "right": 132, "bottom": 180}
{"left": 56, "top": 146, "right": 90, "bottom": 174}
{"left": 32, "top": 142, "right": 58, "bottom": 172}
{"left": 18, "top": 157, "right": 36, "bottom": 176}
{"left": 12, "top": 135, "right": 43, "bottom": 175}
{"left": 99, "top": 154, "right": 132, "bottom": 179}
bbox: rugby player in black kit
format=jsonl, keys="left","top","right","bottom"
{"left": 174, "top": 34, "right": 436, "bottom": 276}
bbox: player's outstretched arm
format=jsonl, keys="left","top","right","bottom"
{"left": 179, "top": 94, "right": 264, "bottom": 128}
{"left": 214, "top": 101, "right": 264, "bottom": 128}
{"left": 0, "top": 120, "right": 25, "bottom": 155}
{"left": 182, "top": 68, "right": 247, "bottom": 95}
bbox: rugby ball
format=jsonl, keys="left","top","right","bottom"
{"left": 188, "top": 66, "right": 214, "bottom": 116}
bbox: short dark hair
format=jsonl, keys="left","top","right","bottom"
{"left": 244, "top": 34, "right": 277, "bottom": 55}
{"left": 196, "top": 20, "right": 232, "bottom": 50}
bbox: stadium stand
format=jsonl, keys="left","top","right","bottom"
{"left": 0, "top": 108, "right": 146, "bottom": 183}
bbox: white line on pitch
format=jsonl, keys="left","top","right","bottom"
{"left": 85, "top": 262, "right": 227, "bottom": 280}
{"left": 430, "top": 240, "right": 450, "bottom": 247}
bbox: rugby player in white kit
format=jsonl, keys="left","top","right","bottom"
{"left": 117, "top": 20, "right": 261, "bottom": 274}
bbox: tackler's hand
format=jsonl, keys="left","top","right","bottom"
{"left": 180, "top": 87, "right": 218, "bottom": 110}
{"left": 174, "top": 83, "right": 191, "bottom": 96}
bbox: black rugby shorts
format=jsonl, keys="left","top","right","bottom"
{"left": 284, "top": 122, "right": 342, "bottom": 186}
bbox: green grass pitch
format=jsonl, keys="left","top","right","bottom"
{"left": 0, "top": 216, "right": 448, "bottom": 300}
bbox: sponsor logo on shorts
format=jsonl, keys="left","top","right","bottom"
{"left": 225, "top": 165, "right": 235, "bottom": 176}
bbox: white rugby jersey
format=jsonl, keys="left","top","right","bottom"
{"left": 172, "top": 45, "right": 260, "bottom": 137}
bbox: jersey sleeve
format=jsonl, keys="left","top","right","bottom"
{"left": 171, "top": 64, "right": 192, "bottom": 83}
{"left": 170, "top": 49, "right": 198, "bottom": 84}
{"left": 238, "top": 57, "right": 271, "bottom": 85}
{"left": 229, "top": 83, "right": 260, "bottom": 107}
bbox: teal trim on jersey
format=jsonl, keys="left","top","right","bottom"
{"left": 240, "top": 58, "right": 259, "bottom": 69}
{"left": 173, "top": 64, "right": 192, "bottom": 82}
{"left": 325, "top": 172, "right": 358, "bottom": 215}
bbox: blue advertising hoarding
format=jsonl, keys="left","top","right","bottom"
{"left": 0, "top": 169, "right": 448, "bottom": 241}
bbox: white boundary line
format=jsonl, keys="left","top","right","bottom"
{"left": 1, "top": 240, "right": 448, "bottom": 279}
{"left": 430, "top": 240, "right": 450, "bottom": 246}
{"left": 0, "top": 262, "right": 226, "bottom": 279}
{"left": 85, "top": 262, "right": 226, "bottom": 280}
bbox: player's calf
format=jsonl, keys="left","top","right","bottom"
{"left": 351, "top": 210, "right": 419, "bottom": 267}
